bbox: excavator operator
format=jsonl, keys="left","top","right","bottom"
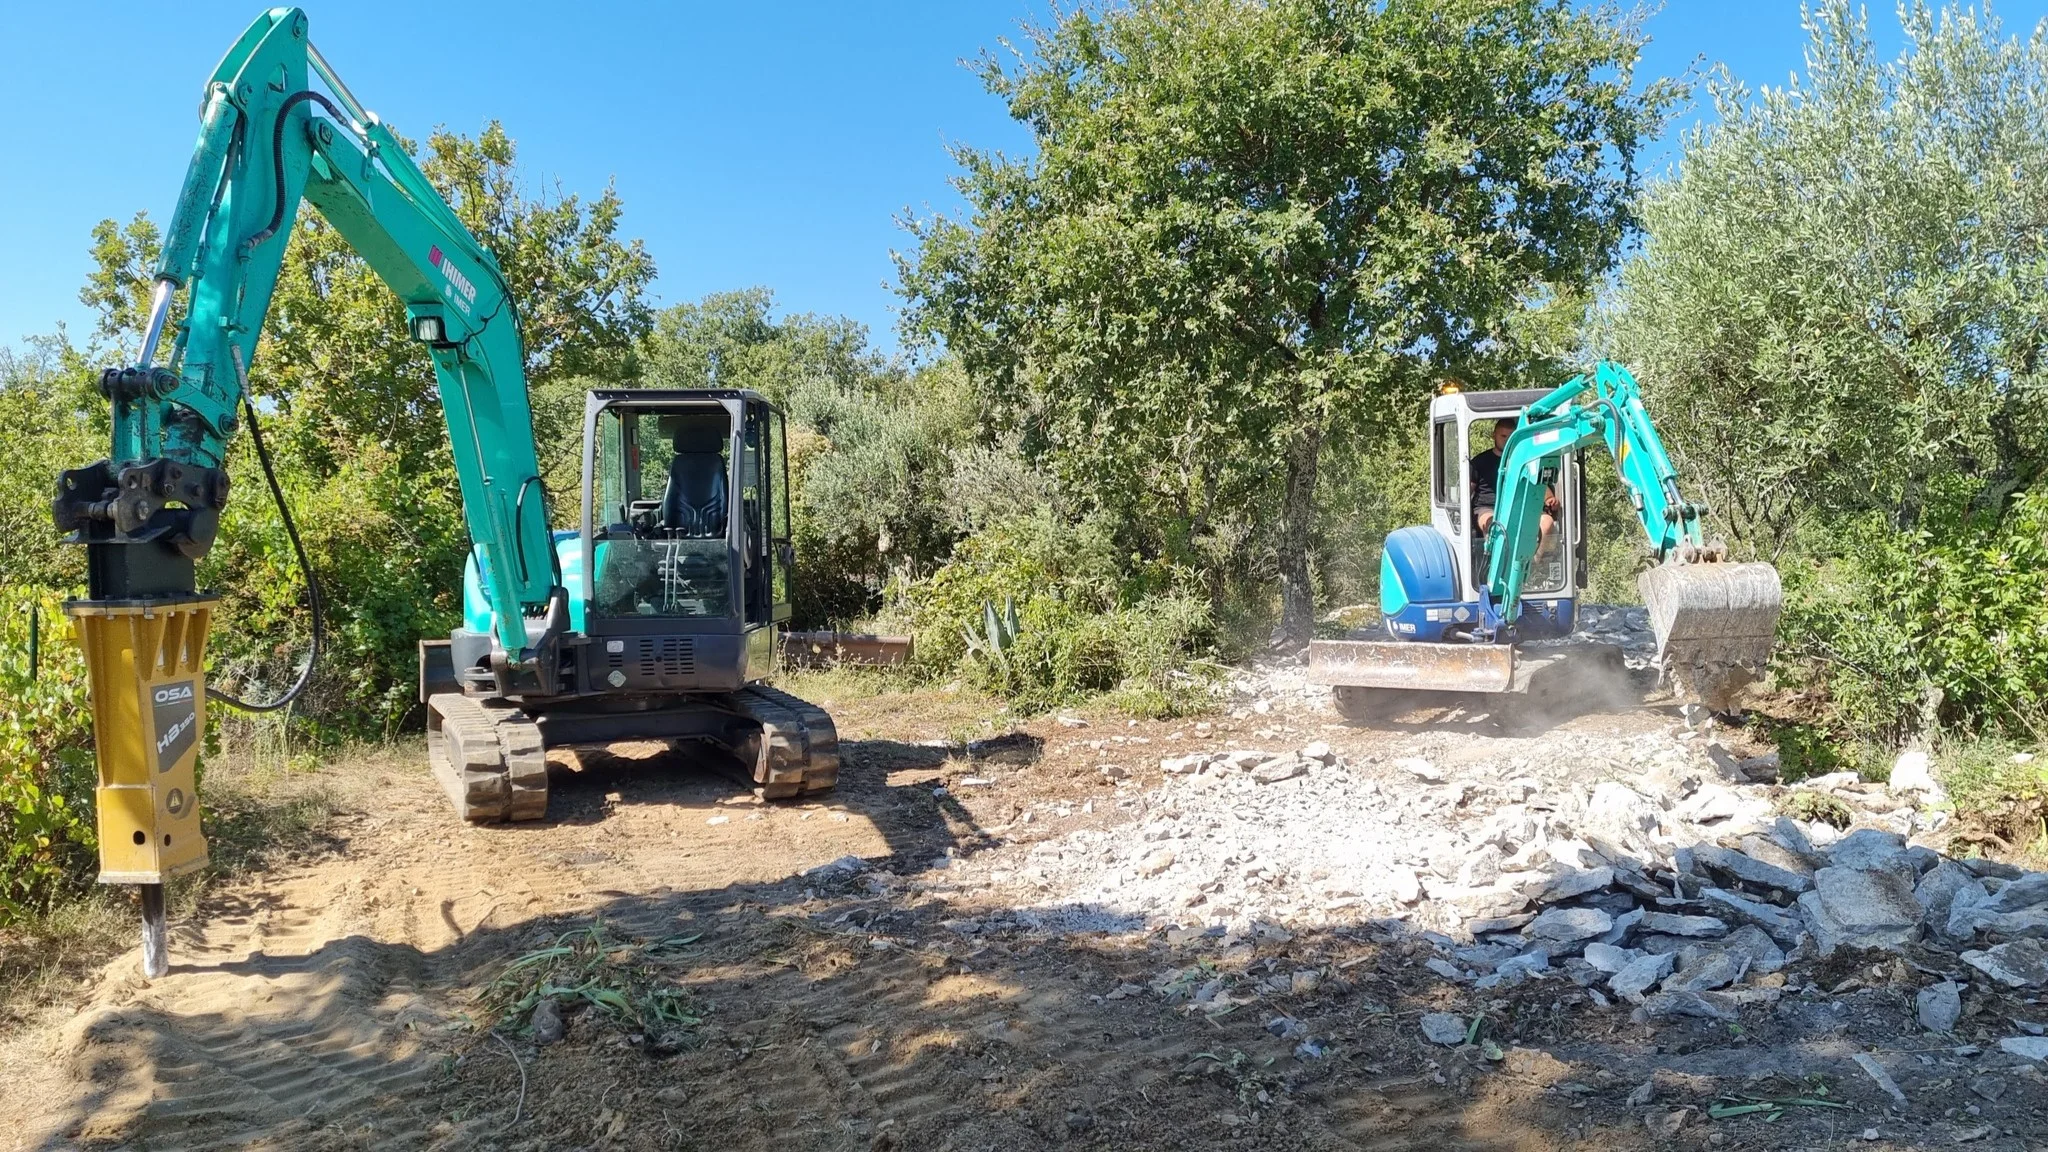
{"left": 1473, "top": 418, "right": 1560, "bottom": 554}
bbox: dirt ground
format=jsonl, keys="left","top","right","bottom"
{"left": 4, "top": 679, "right": 2045, "bottom": 1152}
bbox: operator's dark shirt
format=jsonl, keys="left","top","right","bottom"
{"left": 1470, "top": 448, "right": 1501, "bottom": 510}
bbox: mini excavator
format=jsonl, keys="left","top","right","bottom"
{"left": 1308, "top": 362, "right": 1784, "bottom": 718}
{"left": 52, "top": 9, "right": 838, "bottom": 976}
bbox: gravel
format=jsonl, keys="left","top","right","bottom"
{"left": 912, "top": 620, "right": 2048, "bottom": 1019}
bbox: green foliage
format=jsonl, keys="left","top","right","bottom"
{"left": 639, "top": 290, "right": 981, "bottom": 628}
{"left": 1768, "top": 721, "right": 1849, "bottom": 785}
{"left": 901, "top": 0, "right": 1675, "bottom": 640}
{"left": 202, "top": 446, "right": 472, "bottom": 732}
{"left": 1311, "top": 417, "right": 1432, "bottom": 615}
{"left": 481, "top": 920, "right": 702, "bottom": 1036}
{"left": 960, "top": 598, "right": 1022, "bottom": 671}
{"left": 0, "top": 340, "right": 98, "bottom": 591}
{"left": 1776, "top": 790, "right": 1853, "bottom": 831}
{"left": 1779, "top": 490, "right": 2048, "bottom": 743}
{"left": 781, "top": 361, "right": 983, "bottom": 626}
{"left": 0, "top": 588, "right": 98, "bottom": 923}
{"left": 898, "top": 512, "right": 1217, "bottom": 715}
{"left": 1937, "top": 737, "right": 2048, "bottom": 859}
{"left": 645, "top": 288, "right": 884, "bottom": 405}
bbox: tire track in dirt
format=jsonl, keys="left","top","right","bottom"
{"left": 18, "top": 771, "right": 575, "bottom": 1151}
{"left": 13, "top": 745, "right": 908, "bottom": 1151}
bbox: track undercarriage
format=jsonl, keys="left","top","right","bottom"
{"left": 425, "top": 685, "right": 840, "bottom": 822}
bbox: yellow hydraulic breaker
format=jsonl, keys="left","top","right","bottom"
{"left": 67, "top": 596, "right": 214, "bottom": 978}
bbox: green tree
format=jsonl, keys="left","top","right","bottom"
{"left": 1600, "top": 1, "right": 2048, "bottom": 549}
{"left": 77, "top": 123, "right": 655, "bottom": 729}
{"left": 644, "top": 287, "right": 887, "bottom": 404}
{"left": 0, "top": 335, "right": 99, "bottom": 591}
{"left": 900, "top": 0, "right": 1674, "bottom": 643}
{"left": 642, "top": 290, "right": 982, "bottom": 624}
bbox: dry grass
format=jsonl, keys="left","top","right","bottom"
{"left": 0, "top": 891, "right": 130, "bottom": 1025}
{"left": 0, "top": 734, "right": 412, "bottom": 1016}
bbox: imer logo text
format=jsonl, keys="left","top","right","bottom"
{"left": 428, "top": 245, "right": 477, "bottom": 313}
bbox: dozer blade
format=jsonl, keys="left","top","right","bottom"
{"left": 1637, "top": 559, "right": 1784, "bottom": 710}
{"left": 1305, "top": 639, "right": 1515, "bottom": 693}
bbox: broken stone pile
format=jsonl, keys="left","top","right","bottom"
{"left": 1416, "top": 821, "right": 2048, "bottom": 1023}
{"left": 926, "top": 649, "right": 2047, "bottom": 1036}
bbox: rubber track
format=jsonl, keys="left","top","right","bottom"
{"left": 425, "top": 693, "right": 548, "bottom": 823}
{"left": 726, "top": 685, "right": 841, "bottom": 798}
{"left": 750, "top": 683, "right": 840, "bottom": 793}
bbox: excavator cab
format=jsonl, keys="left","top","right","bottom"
{"left": 579, "top": 390, "right": 792, "bottom": 649}
{"left": 1419, "top": 388, "right": 1587, "bottom": 642}
{"left": 441, "top": 389, "right": 791, "bottom": 698}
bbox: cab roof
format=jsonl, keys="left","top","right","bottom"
{"left": 1453, "top": 388, "right": 1553, "bottom": 416}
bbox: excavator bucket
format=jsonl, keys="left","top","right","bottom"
{"left": 1637, "top": 559, "right": 1783, "bottom": 710}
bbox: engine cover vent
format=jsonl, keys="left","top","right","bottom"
{"left": 638, "top": 637, "right": 696, "bottom": 678}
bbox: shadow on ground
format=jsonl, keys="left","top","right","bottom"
{"left": 25, "top": 736, "right": 2048, "bottom": 1152}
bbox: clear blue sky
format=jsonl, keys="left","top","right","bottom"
{"left": 4, "top": 2, "right": 2046, "bottom": 359}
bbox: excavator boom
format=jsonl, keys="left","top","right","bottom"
{"left": 57, "top": 8, "right": 558, "bottom": 670}
{"left": 51, "top": 8, "right": 567, "bottom": 977}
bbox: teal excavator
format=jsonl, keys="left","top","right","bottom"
{"left": 1308, "top": 362, "right": 1783, "bottom": 717}
{"left": 52, "top": 9, "right": 838, "bottom": 977}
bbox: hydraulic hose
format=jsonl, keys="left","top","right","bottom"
{"left": 246, "top": 89, "right": 348, "bottom": 251}
{"left": 206, "top": 346, "right": 323, "bottom": 713}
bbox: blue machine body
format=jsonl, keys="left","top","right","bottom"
{"left": 1379, "top": 526, "right": 1576, "bottom": 642}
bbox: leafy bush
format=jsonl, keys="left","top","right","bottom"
{"left": 895, "top": 512, "right": 1217, "bottom": 715}
{"left": 1777, "top": 491, "right": 2048, "bottom": 744}
{"left": 200, "top": 442, "right": 469, "bottom": 736}
{"left": 780, "top": 362, "right": 979, "bottom": 627}
{"left": 0, "top": 588, "right": 99, "bottom": 922}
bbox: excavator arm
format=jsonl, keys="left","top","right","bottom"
{"left": 1482, "top": 361, "right": 1782, "bottom": 702}
{"left": 1483, "top": 361, "right": 1704, "bottom": 618}
{"left": 50, "top": 8, "right": 564, "bottom": 977}
{"left": 54, "top": 7, "right": 561, "bottom": 675}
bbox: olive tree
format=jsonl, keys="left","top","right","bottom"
{"left": 900, "top": 0, "right": 1672, "bottom": 642}
{"left": 1601, "top": 0, "right": 2048, "bottom": 551}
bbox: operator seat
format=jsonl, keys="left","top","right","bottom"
{"left": 660, "top": 415, "right": 729, "bottom": 538}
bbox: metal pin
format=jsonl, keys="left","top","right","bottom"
{"left": 138, "top": 278, "right": 177, "bottom": 368}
